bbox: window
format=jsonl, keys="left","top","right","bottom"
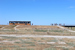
{"left": 24, "top": 22, "right": 26, "bottom": 23}
{"left": 19, "top": 22, "right": 23, "bottom": 23}
{"left": 15, "top": 22, "right": 18, "bottom": 23}
{"left": 28, "top": 22, "right": 30, "bottom": 23}
{"left": 24, "top": 22, "right": 27, "bottom": 23}
{"left": 10, "top": 22, "right": 14, "bottom": 23}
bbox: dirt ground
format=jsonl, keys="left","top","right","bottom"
{"left": 0, "top": 25, "right": 75, "bottom": 50}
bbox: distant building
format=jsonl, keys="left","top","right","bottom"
{"left": 9, "top": 21, "right": 31, "bottom": 25}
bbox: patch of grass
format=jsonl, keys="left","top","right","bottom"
{"left": 21, "top": 45, "right": 26, "bottom": 47}
{"left": 49, "top": 30, "right": 63, "bottom": 32}
{"left": 23, "top": 41, "right": 34, "bottom": 44}
{"left": 41, "top": 38, "right": 45, "bottom": 40}
{"left": 47, "top": 39, "right": 58, "bottom": 42}
{"left": 0, "top": 46, "right": 8, "bottom": 48}
{"left": 10, "top": 45, "right": 20, "bottom": 48}
{"left": 0, "top": 27, "right": 2, "bottom": 28}
{"left": 15, "top": 48, "right": 34, "bottom": 50}
{"left": 34, "top": 40, "right": 36, "bottom": 41}
{"left": 15, "top": 42, "right": 20, "bottom": 44}
{"left": 0, "top": 30, "right": 17, "bottom": 32}
{"left": 34, "top": 29, "right": 47, "bottom": 32}
{"left": 62, "top": 47, "right": 69, "bottom": 50}
{"left": 38, "top": 40, "right": 41, "bottom": 42}
{"left": 2, "top": 36, "right": 18, "bottom": 40}
{"left": 0, "top": 43, "right": 3, "bottom": 45}
{"left": 20, "top": 40, "right": 34, "bottom": 44}
{"left": 0, "top": 45, "right": 3, "bottom": 47}
{"left": 67, "top": 42, "right": 75, "bottom": 47}
{"left": 44, "top": 47, "right": 56, "bottom": 50}
{"left": 3, "top": 49, "right": 9, "bottom": 50}
{"left": 30, "top": 44, "right": 36, "bottom": 46}
{"left": 39, "top": 43, "right": 45, "bottom": 45}
{"left": 10, "top": 25, "right": 16, "bottom": 27}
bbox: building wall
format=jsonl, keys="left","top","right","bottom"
{"left": 15, "top": 23, "right": 25, "bottom": 25}
{"left": 26, "top": 24, "right": 30, "bottom": 25}
{"left": 9, "top": 23, "right": 31, "bottom": 25}
{"left": 9, "top": 23, "right": 14, "bottom": 25}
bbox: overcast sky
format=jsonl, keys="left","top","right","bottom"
{"left": 0, "top": 0, "right": 75, "bottom": 25}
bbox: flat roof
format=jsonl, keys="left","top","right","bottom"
{"left": 62, "top": 25, "right": 75, "bottom": 27}
{"left": 9, "top": 21, "right": 31, "bottom": 22}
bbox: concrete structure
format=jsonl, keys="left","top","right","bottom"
{"left": 62, "top": 25, "right": 75, "bottom": 27}
{"left": 9, "top": 21, "right": 31, "bottom": 25}
{"left": 62, "top": 25, "right": 75, "bottom": 29}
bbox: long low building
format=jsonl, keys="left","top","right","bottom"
{"left": 9, "top": 21, "right": 31, "bottom": 25}
{"left": 62, "top": 25, "right": 75, "bottom": 27}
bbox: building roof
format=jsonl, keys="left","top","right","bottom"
{"left": 62, "top": 25, "right": 75, "bottom": 27}
{"left": 9, "top": 21, "right": 31, "bottom": 22}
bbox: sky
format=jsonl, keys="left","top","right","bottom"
{"left": 0, "top": 0, "right": 75, "bottom": 25}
